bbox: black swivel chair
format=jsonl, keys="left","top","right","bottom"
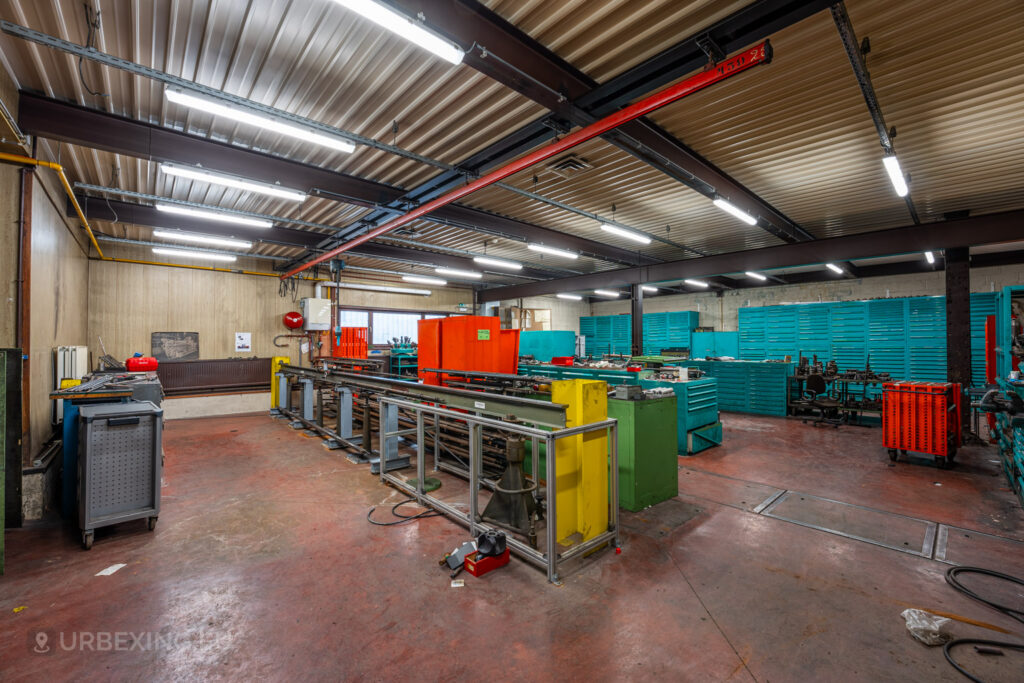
{"left": 802, "top": 373, "right": 846, "bottom": 428}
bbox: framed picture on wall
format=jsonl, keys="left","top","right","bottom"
{"left": 151, "top": 332, "right": 200, "bottom": 361}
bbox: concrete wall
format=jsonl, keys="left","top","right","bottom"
{"left": 589, "top": 265, "right": 1023, "bottom": 330}
{"left": 496, "top": 295, "right": 591, "bottom": 333}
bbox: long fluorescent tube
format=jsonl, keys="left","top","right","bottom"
{"left": 165, "top": 89, "right": 356, "bottom": 154}
{"left": 155, "top": 203, "right": 272, "bottom": 228}
{"left": 641, "top": 285, "right": 658, "bottom": 293}
{"left": 826, "top": 263, "right": 844, "bottom": 274}
{"left": 713, "top": 198, "right": 757, "bottom": 225}
{"left": 153, "top": 230, "right": 253, "bottom": 249}
{"left": 402, "top": 275, "right": 446, "bottom": 285}
{"left": 557, "top": 293, "right": 583, "bottom": 301}
{"left": 473, "top": 256, "right": 522, "bottom": 271}
{"left": 594, "top": 289, "right": 620, "bottom": 298}
{"left": 330, "top": 0, "right": 464, "bottom": 64}
{"left": 600, "top": 223, "right": 651, "bottom": 245}
{"left": 435, "top": 267, "right": 482, "bottom": 279}
{"left": 925, "top": 251, "right": 935, "bottom": 264}
{"left": 152, "top": 247, "right": 236, "bottom": 262}
{"left": 528, "top": 243, "right": 578, "bottom": 259}
{"left": 684, "top": 279, "right": 709, "bottom": 288}
{"left": 335, "top": 282, "right": 430, "bottom": 296}
{"left": 882, "top": 154, "right": 909, "bottom": 197}
{"left": 745, "top": 271, "right": 767, "bottom": 281}
{"left": 160, "top": 163, "right": 306, "bottom": 202}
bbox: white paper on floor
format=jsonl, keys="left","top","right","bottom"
{"left": 95, "top": 563, "right": 127, "bottom": 576}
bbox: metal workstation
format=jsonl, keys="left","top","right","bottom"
{"left": 2, "top": 0, "right": 1024, "bottom": 680}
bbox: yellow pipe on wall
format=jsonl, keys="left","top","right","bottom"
{"left": 94, "top": 256, "right": 327, "bottom": 281}
{"left": 0, "top": 151, "right": 106, "bottom": 259}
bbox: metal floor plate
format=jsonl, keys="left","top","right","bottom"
{"left": 678, "top": 467, "right": 785, "bottom": 512}
{"left": 935, "top": 525, "right": 1024, "bottom": 572}
{"left": 760, "top": 492, "right": 937, "bottom": 558}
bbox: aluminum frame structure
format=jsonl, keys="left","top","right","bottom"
{"left": 377, "top": 395, "right": 619, "bottom": 584}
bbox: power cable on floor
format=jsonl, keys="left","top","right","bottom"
{"left": 942, "top": 566, "right": 1024, "bottom": 682}
{"left": 366, "top": 497, "right": 442, "bottom": 526}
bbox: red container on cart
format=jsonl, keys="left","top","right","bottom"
{"left": 882, "top": 381, "right": 960, "bottom": 466}
{"left": 550, "top": 356, "right": 574, "bottom": 366}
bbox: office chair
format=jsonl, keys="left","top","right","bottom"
{"left": 802, "top": 373, "right": 846, "bottom": 428}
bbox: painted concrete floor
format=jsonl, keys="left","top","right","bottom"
{"left": 1, "top": 412, "right": 1023, "bottom": 681}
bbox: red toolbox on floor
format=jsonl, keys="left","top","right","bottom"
{"left": 882, "top": 381, "right": 961, "bottom": 466}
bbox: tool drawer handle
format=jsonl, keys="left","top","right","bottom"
{"left": 107, "top": 416, "right": 140, "bottom": 426}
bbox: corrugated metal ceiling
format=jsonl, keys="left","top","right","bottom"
{"left": 0, "top": 0, "right": 1020, "bottom": 287}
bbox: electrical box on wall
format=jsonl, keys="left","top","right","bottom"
{"left": 300, "top": 298, "right": 331, "bottom": 331}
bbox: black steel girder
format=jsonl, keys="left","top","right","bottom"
{"left": 20, "top": 92, "right": 654, "bottom": 268}
{"left": 71, "top": 195, "right": 557, "bottom": 279}
{"left": 481, "top": 210, "right": 1024, "bottom": 300}
{"left": 390, "top": 0, "right": 830, "bottom": 244}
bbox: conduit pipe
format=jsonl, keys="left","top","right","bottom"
{"left": 282, "top": 41, "right": 772, "bottom": 279}
{"left": 0, "top": 151, "right": 106, "bottom": 258}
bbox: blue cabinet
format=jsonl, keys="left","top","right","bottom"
{"left": 580, "top": 310, "right": 699, "bottom": 357}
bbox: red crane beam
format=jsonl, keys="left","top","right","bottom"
{"left": 282, "top": 41, "right": 772, "bottom": 279}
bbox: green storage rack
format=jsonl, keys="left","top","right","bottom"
{"left": 675, "top": 360, "right": 792, "bottom": 416}
{"left": 607, "top": 395, "right": 680, "bottom": 511}
{"left": 638, "top": 377, "right": 720, "bottom": 454}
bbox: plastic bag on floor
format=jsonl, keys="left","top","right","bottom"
{"left": 901, "top": 608, "right": 953, "bottom": 646}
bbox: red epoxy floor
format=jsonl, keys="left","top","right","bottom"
{"left": 1, "top": 412, "right": 1022, "bottom": 681}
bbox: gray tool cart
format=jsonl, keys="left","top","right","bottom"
{"left": 77, "top": 401, "right": 163, "bottom": 549}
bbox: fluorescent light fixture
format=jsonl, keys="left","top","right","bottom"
{"left": 435, "top": 267, "right": 482, "bottom": 279}
{"left": 684, "top": 279, "right": 709, "bottom": 288}
{"left": 153, "top": 230, "right": 252, "bottom": 249}
{"left": 826, "top": 263, "right": 844, "bottom": 274}
{"left": 473, "top": 256, "right": 522, "bottom": 271}
{"left": 152, "top": 247, "right": 236, "bottom": 262}
{"left": 528, "top": 243, "right": 578, "bottom": 259}
{"left": 165, "top": 89, "right": 356, "bottom": 153}
{"left": 594, "top": 289, "right": 620, "bottom": 298}
{"left": 600, "top": 223, "right": 651, "bottom": 245}
{"left": 557, "top": 293, "right": 583, "bottom": 301}
{"left": 155, "top": 203, "right": 272, "bottom": 228}
{"left": 160, "top": 163, "right": 306, "bottom": 202}
{"left": 335, "top": 282, "right": 431, "bottom": 296}
{"left": 925, "top": 251, "right": 935, "bottom": 264}
{"left": 713, "top": 198, "right": 757, "bottom": 225}
{"left": 641, "top": 285, "right": 658, "bottom": 293}
{"left": 402, "top": 275, "right": 446, "bottom": 285}
{"left": 330, "top": 0, "right": 464, "bottom": 64}
{"left": 882, "top": 154, "right": 909, "bottom": 197}
{"left": 745, "top": 271, "right": 767, "bottom": 281}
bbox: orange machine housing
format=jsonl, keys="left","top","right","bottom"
{"left": 417, "top": 316, "right": 519, "bottom": 385}
{"left": 882, "top": 381, "right": 961, "bottom": 460}
{"left": 319, "top": 327, "right": 368, "bottom": 358}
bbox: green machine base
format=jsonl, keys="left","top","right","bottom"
{"left": 608, "top": 396, "right": 679, "bottom": 512}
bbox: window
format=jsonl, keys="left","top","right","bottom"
{"left": 372, "top": 312, "right": 422, "bottom": 344}
{"left": 338, "top": 310, "right": 369, "bottom": 327}
{"left": 423, "top": 314, "right": 445, "bottom": 320}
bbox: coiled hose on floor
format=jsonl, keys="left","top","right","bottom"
{"left": 943, "top": 566, "right": 1024, "bottom": 682}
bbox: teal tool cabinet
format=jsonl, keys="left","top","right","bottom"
{"left": 676, "top": 360, "right": 792, "bottom": 416}
{"left": 995, "top": 381, "right": 1024, "bottom": 510}
{"left": 518, "top": 364, "right": 644, "bottom": 385}
{"left": 690, "top": 331, "right": 739, "bottom": 358}
{"left": 518, "top": 330, "right": 576, "bottom": 362}
{"left": 639, "top": 377, "right": 721, "bottom": 454}
{"left": 579, "top": 311, "right": 699, "bottom": 356}
{"left": 737, "top": 293, "right": 997, "bottom": 386}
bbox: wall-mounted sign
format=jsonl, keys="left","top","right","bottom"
{"left": 235, "top": 332, "right": 252, "bottom": 353}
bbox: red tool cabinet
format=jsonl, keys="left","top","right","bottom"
{"left": 882, "top": 381, "right": 961, "bottom": 467}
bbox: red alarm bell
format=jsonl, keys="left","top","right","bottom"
{"left": 282, "top": 311, "right": 304, "bottom": 329}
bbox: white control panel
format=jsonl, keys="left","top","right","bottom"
{"left": 300, "top": 297, "right": 331, "bottom": 331}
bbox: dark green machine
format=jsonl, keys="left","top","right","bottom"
{"left": 607, "top": 393, "right": 679, "bottom": 512}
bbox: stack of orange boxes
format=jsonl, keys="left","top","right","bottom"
{"left": 882, "top": 381, "right": 960, "bottom": 460}
{"left": 332, "top": 327, "right": 368, "bottom": 358}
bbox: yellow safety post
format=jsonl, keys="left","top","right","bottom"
{"left": 550, "top": 379, "right": 608, "bottom": 545}
{"left": 271, "top": 356, "right": 290, "bottom": 408}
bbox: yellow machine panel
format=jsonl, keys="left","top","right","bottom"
{"left": 271, "top": 355, "right": 290, "bottom": 408}
{"left": 550, "top": 379, "right": 608, "bottom": 546}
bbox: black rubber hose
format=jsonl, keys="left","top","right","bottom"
{"left": 366, "top": 498, "right": 442, "bottom": 526}
{"left": 942, "top": 566, "right": 1024, "bottom": 682}
{"left": 943, "top": 639, "right": 1024, "bottom": 683}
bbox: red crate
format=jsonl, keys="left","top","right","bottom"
{"left": 882, "top": 381, "right": 959, "bottom": 459}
